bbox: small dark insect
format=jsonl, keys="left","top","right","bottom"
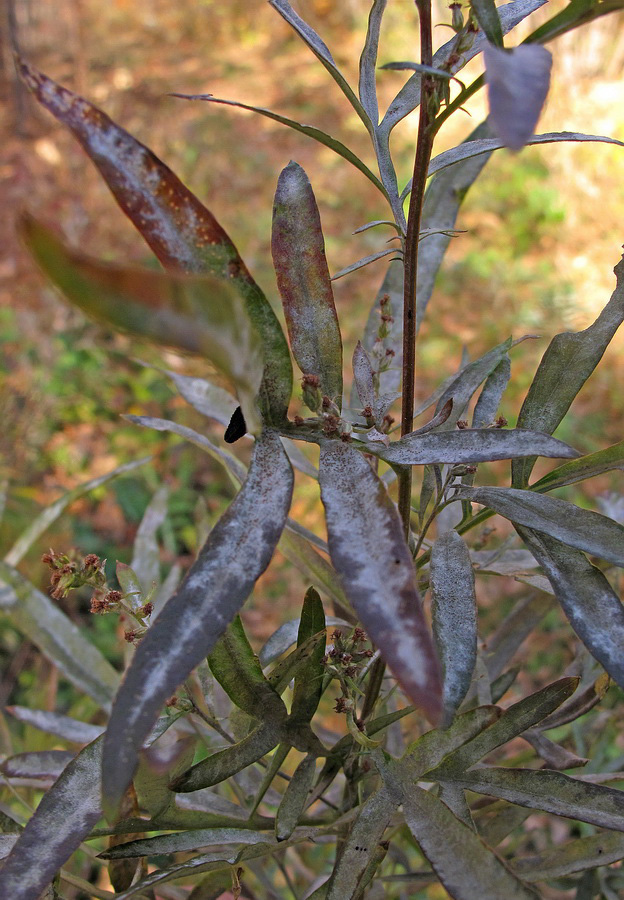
{"left": 224, "top": 406, "right": 247, "bottom": 443}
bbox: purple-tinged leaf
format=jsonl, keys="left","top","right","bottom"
{"left": 352, "top": 341, "right": 375, "bottom": 410}
{"left": 100, "top": 827, "right": 272, "bottom": 859}
{"left": 463, "top": 486, "right": 624, "bottom": 568}
{"left": 1, "top": 751, "right": 74, "bottom": 782}
{"left": 23, "top": 216, "right": 265, "bottom": 434}
{"left": 513, "top": 254, "right": 624, "bottom": 487}
{"left": 539, "top": 673, "right": 610, "bottom": 731}
{"left": 5, "top": 457, "right": 149, "bottom": 567}
{"left": 359, "top": 0, "right": 387, "bottom": 123}
{"left": 275, "top": 752, "right": 317, "bottom": 841}
{"left": 319, "top": 441, "right": 442, "bottom": 724}
{"left": 485, "top": 44, "right": 552, "bottom": 151}
{"left": 172, "top": 93, "right": 386, "bottom": 197}
{"left": 102, "top": 430, "right": 293, "bottom": 819}
{"left": 0, "top": 738, "right": 102, "bottom": 900}
{"left": 445, "top": 766, "right": 624, "bottom": 832}
{"left": 523, "top": 729, "right": 588, "bottom": 770}
{"left": 269, "top": 0, "right": 372, "bottom": 131}
{"left": 0, "top": 561, "right": 119, "bottom": 709}
{"left": 331, "top": 247, "right": 398, "bottom": 282}
{"left": 5, "top": 706, "right": 104, "bottom": 745}
{"left": 18, "top": 60, "right": 292, "bottom": 424}
{"left": 410, "top": 398, "right": 454, "bottom": 436}
{"left": 531, "top": 440, "right": 624, "bottom": 494}
{"left": 380, "top": 0, "right": 547, "bottom": 134}
{"left": 368, "top": 428, "right": 578, "bottom": 466}
{"left": 396, "top": 782, "right": 540, "bottom": 899}
{"left": 471, "top": 0, "right": 504, "bottom": 47}
{"left": 430, "top": 531, "right": 478, "bottom": 725}
{"left": 361, "top": 261, "right": 404, "bottom": 397}
{"left": 272, "top": 162, "right": 343, "bottom": 407}
{"left": 516, "top": 527, "right": 624, "bottom": 689}
{"left": 428, "top": 131, "right": 624, "bottom": 178}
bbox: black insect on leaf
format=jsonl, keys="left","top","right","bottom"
{"left": 224, "top": 406, "right": 247, "bottom": 443}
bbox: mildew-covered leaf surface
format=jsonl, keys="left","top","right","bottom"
{"left": 102, "top": 431, "right": 293, "bottom": 817}
{"left": 19, "top": 59, "right": 292, "bottom": 423}
{"left": 319, "top": 441, "right": 442, "bottom": 723}
{"left": 0, "top": 738, "right": 102, "bottom": 900}
{"left": 485, "top": 44, "right": 552, "bottom": 151}
{"left": 272, "top": 161, "right": 343, "bottom": 406}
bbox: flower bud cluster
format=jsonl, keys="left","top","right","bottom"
{"left": 322, "top": 627, "right": 374, "bottom": 714}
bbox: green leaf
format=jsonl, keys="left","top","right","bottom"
{"left": 18, "top": 60, "right": 292, "bottom": 425}
{"left": 398, "top": 783, "right": 540, "bottom": 899}
{"left": 359, "top": 0, "right": 387, "bottom": 123}
{"left": 208, "top": 616, "right": 288, "bottom": 723}
{"left": 513, "top": 830, "right": 624, "bottom": 881}
{"left": 403, "top": 706, "right": 501, "bottom": 780}
{"left": 290, "top": 587, "right": 326, "bottom": 726}
{"left": 516, "top": 527, "right": 624, "bottom": 689}
{"left": 275, "top": 752, "right": 317, "bottom": 840}
{"left": 0, "top": 561, "right": 119, "bottom": 709}
{"left": 471, "top": 0, "right": 504, "bottom": 46}
{"left": 0, "top": 738, "right": 102, "bottom": 900}
{"left": 5, "top": 457, "right": 149, "bottom": 566}
{"left": 272, "top": 161, "right": 343, "bottom": 406}
{"left": 172, "top": 93, "right": 386, "bottom": 198}
{"left": 462, "top": 486, "right": 624, "bottom": 567}
{"left": 512, "top": 253, "right": 624, "bottom": 487}
{"left": 134, "top": 735, "right": 196, "bottom": 818}
{"left": 172, "top": 722, "right": 283, "bottom": 794}
{"left": 367, "top": 428, "right": 578, "bottom": 466}
{"left": 431, "top": 677, "right": 579, "bottom": 774}
{"left": 5, "top": 706, "right": 103, "bottom": 745}
{"left": 269, "top": 0, "right": 372, "bottom": 132}
{"left": 102, "top": 430, "right": 293, "bottom": 819}
{"left": 100, "top": 827, "right": 271, "bottom": 859}
{"left": 530, "top": 440, "right": 624, "bottom": 493}
{"left": 431, "top": 531, "right": 478, "bottom": 725}
{"left": 445, "top": 767, "right": 624, "bottom": 832}
{"left": 319, "top": 441, "right": 442, "bottom": 724}
{"left": 250, "top": 743, "right": 291, "bottom": 816}
{"left": 23, "top": 217, "right": 265, "bottom": 435}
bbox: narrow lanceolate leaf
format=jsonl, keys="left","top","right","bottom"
{"left": 277, "top": 530, "right": 350, "bottom": 613}
{"left": 155, "top": 366, "right": 237, "bottom": 427}
{"left": 513, "top": 831, "right": 624, "bottom": 881}
{"left": 531, "top": 441, "right": 624, "bottom": 493}
{"left": 516, "top": 527, "right": 624, "bottom": 689}
{"left": 403, "top": 706, "right": 501, "bottom": 781}
{"left": 260, "top": 614, "right": 348, "bottom": 667}
{"left": 0, "top": 738, "right": 102, "bottom": 900}
{"left": 431, "top": 531, "right": 478, "bottom": 725}
{"left": 100, "top": 827, "right": 271, "bottom": 859}
{"left": 471, "top": 0, "right": 504, "bottom": 46}
{"left": 1, "top": 751, "right": 74, "bottom": 781}
{"left": 208, "top": 616, "right": 288, "bottom": 723}
{"left": 352, "top": 341, "right": 376, "bottom": 410}
{"left": 399, "top": 784, "right": 540, "bottom": 900}
{"left": 368, "top": 428, "right": 578, "bottom": 466}
{"left": 19, "top": 60, "right": 292, "bottom": 424}
{"left": 131, "top": 485, "right": 168, "bottom": 594}
{"left": 446, "top": 767, "right": 624, "bottom": 832}
{"left": 22, "top": 217, "right": 265, "bottom": 434}
{"left": 272, "top": 162, "right": 343, "bottom": 406}
{"left": 513, "top": 253, "right": 624, "bottom": 487}
{"left": 319, "top": 442, "right": 442, "bottom": 724}
{"left": 434, "top": 336, "right": 513, "bottom": 427}
{"left": 5, "top": 706, "right": 104, "bottom": 745}
{"left": 275, "top": 753, "right": 317, "bottom": 841}
{"left": 5, "top": 457, "right": 149, "bottom": 567}
{"left": 290, "top": 588, "right": 326, "bottom": 726}
{"left": 102, "top": 431, "right": 293, "bottom": 818}
{"left": 0, "top": 561, "right": 119, "bottom": 709}
{"left": 431, "top": 678, "right": 579, "bottom": 774}
{"left": 463, "top": 487, "right": 624, "bottom": 568}
{"left": 428, "top": 131, "right": 624, "bottom": 178}
{"left": 473, "top": 356, "right": 511, "bottom": 426}
{"left": 331, "top": 248, "right": 397, "bottom": 281}
{"left": 359, "top": 0, "right": 388, "bottom": 123}
{"left": 485, "top": 44, "right": 552, "bottom": 151}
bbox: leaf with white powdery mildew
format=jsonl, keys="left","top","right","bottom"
{"left": 272, "top": 162, "right": 343, "bottom": 406}
{"left": 102, "top": 430, "right": 293, "bottom": 819}
{"left": 485, "top": 44, "right": 552, "bottom": 151}
{"left": 431, "top": 531, "right": 478, "bottom": 725}
{"left": 0, "top": 738, "right": 102, "bottom": 900}
{"left": 319, "top": 441, "right": 442, "bottom": 724}
{"left": 18, "top": 60, "right": 292, "bottom": 425}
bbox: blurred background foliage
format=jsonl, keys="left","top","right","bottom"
{"left": 1, "top": 0, "right": 623, "bottom": 713}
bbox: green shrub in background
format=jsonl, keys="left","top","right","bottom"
{"left": 2, "top": 0, "right": 624, "bottom": 897}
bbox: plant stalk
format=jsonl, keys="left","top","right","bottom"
{"left": 398, "top": 0, "right": 437, "bottom": 537}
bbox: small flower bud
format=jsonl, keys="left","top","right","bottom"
{"left": 449, "top": 2, "right": 464, "bottom": 32}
